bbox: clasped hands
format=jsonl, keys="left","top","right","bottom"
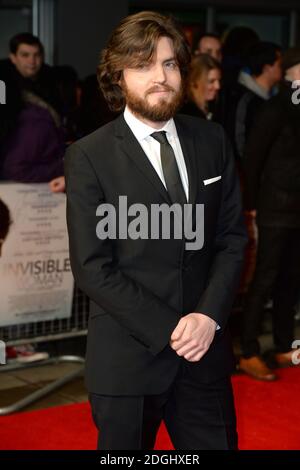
{"left": 169, "top": 313, "right": 216, "bottom": 362}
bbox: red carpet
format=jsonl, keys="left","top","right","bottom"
{"left": 0, "top": 367, "right": 299, "bottom": 450}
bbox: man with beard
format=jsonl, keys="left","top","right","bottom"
{"left": 64, "top": 11, "right": 247, "bottom": 450}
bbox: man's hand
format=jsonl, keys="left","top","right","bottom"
{"left": 49, "top": 176, "right": 66, "bottom": 193}
{"left": 169, "top": 313, "right": 217, "bottom": 362}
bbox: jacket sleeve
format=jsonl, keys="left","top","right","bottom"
{"left": 195, "top": 126, "right": 248, "bottom": 328}
{"left": 64, "top": 142, "right": 181, "bottom": 356}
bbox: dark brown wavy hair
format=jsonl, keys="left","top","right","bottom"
{"left": 97, "top": 11, "right": 191, "bottom": 112}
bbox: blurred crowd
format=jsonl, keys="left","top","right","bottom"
{"left": 0, "top": 27, "right": 300, "bottom": 381}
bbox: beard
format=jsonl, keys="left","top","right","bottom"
{"left": 122, "top": 82, "right": 184, "bottom": 122}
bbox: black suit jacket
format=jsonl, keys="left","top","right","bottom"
{"left": 64, "top": 113, "right": 247, "bottom": 395}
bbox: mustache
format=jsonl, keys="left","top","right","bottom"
{"left": 146, "top": 85, "right": 175, "bottom": 95}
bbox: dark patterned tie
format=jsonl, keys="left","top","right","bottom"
{"left": 151, "top": 131, "right": 187, "bottom": 205}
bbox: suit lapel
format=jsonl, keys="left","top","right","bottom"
{"left": 174, "top": 116, "right": 199, "bottom": 206}
{"left": 114, "top": 114, "right": 200, "bottom": 206}
{"left": 114, "top": 115, "right": 172, "bottom": 204}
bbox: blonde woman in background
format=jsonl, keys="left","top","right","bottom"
{"left": 181, "top": 53, "right": 221, "bottom": 121}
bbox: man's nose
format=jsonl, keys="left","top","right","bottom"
{"left": 28, "top": 56, "right": 36, "bottom": 65}
{"left": 152, "top": 64, "right": 166, "bottom": 83}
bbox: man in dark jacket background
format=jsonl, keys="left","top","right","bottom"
{"left": 224, "top": 41, "right": 282, "bottom": 161}
{"left": 239, "top": 48, "right": 300, "bottom": 380}
{"left": 0, "top": 32, "right": 61, "bottom": 115}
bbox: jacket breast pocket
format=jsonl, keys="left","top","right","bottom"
{"left": 203, "top": 175, "right": 222, "bottom": 186}
{"left": 202, "top": 175, "right": 222, "bottom": 202}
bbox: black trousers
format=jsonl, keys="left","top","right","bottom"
{"left": 241, "top": 226, "right": 300, "bottom": 357}
{"left": 89, "top": 359, "right": 237, "bottom": 450}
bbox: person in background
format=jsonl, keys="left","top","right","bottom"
{"left": 193, "top": 33, "right": 222, "bottom": 62}
{"left": 224, "top": 41, "right": 282, "bottom": 160}
{"left": 239, "top": 48, "right": 300, "bottom": 381}
{"left": 222, "top": 26, "right": 259, "bottom": 88}
{"left": 0, "top": 73, "right": 65, "bottom": 184}
{"left": 192, "top": 33, "right": 223, "bottom": 124}
{"left": 224, "top": 43, "right": 281, "bottom": 305}
{"left": 181, "top": 53, "right": 221, "bottom": 120}
{"left": 0, "top": 32, "right": 61, "bottom": 118}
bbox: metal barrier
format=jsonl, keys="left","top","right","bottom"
{"left": 0, "top": 285, "right": 89, "bottom": 415}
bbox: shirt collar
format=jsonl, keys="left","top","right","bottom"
{"left": 124, "top": 106, "right": 178, "bottom": 142}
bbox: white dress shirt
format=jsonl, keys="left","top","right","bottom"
{"left": 124, "top": 106, "right": 189, "bottom": 201}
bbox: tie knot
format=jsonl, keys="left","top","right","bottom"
{"left": 151, "top": 131, "right": 169, "bottom": 145}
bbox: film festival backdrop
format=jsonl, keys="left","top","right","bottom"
{"left": 0, "top": 183, "right": 74, "bottom": 328}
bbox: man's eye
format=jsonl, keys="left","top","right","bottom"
{"left": 165, "top": 62, "right": 177, "bottom": 69}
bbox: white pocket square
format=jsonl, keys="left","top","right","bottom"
{"left": 203, "top": 175, "right": 222, "bottom": 186}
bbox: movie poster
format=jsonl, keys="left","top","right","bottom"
{"left": 0, "top": 183, "right": 73, "bottom": 327}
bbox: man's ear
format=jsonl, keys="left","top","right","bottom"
{"left": 117, "top": 71, "right": 124, "bottom": 87}
{"left": 9, "top": 53, "right": 17, "bottom": 65}
{"left": 262, "top": 63, "right": 270, "bottom": 76}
